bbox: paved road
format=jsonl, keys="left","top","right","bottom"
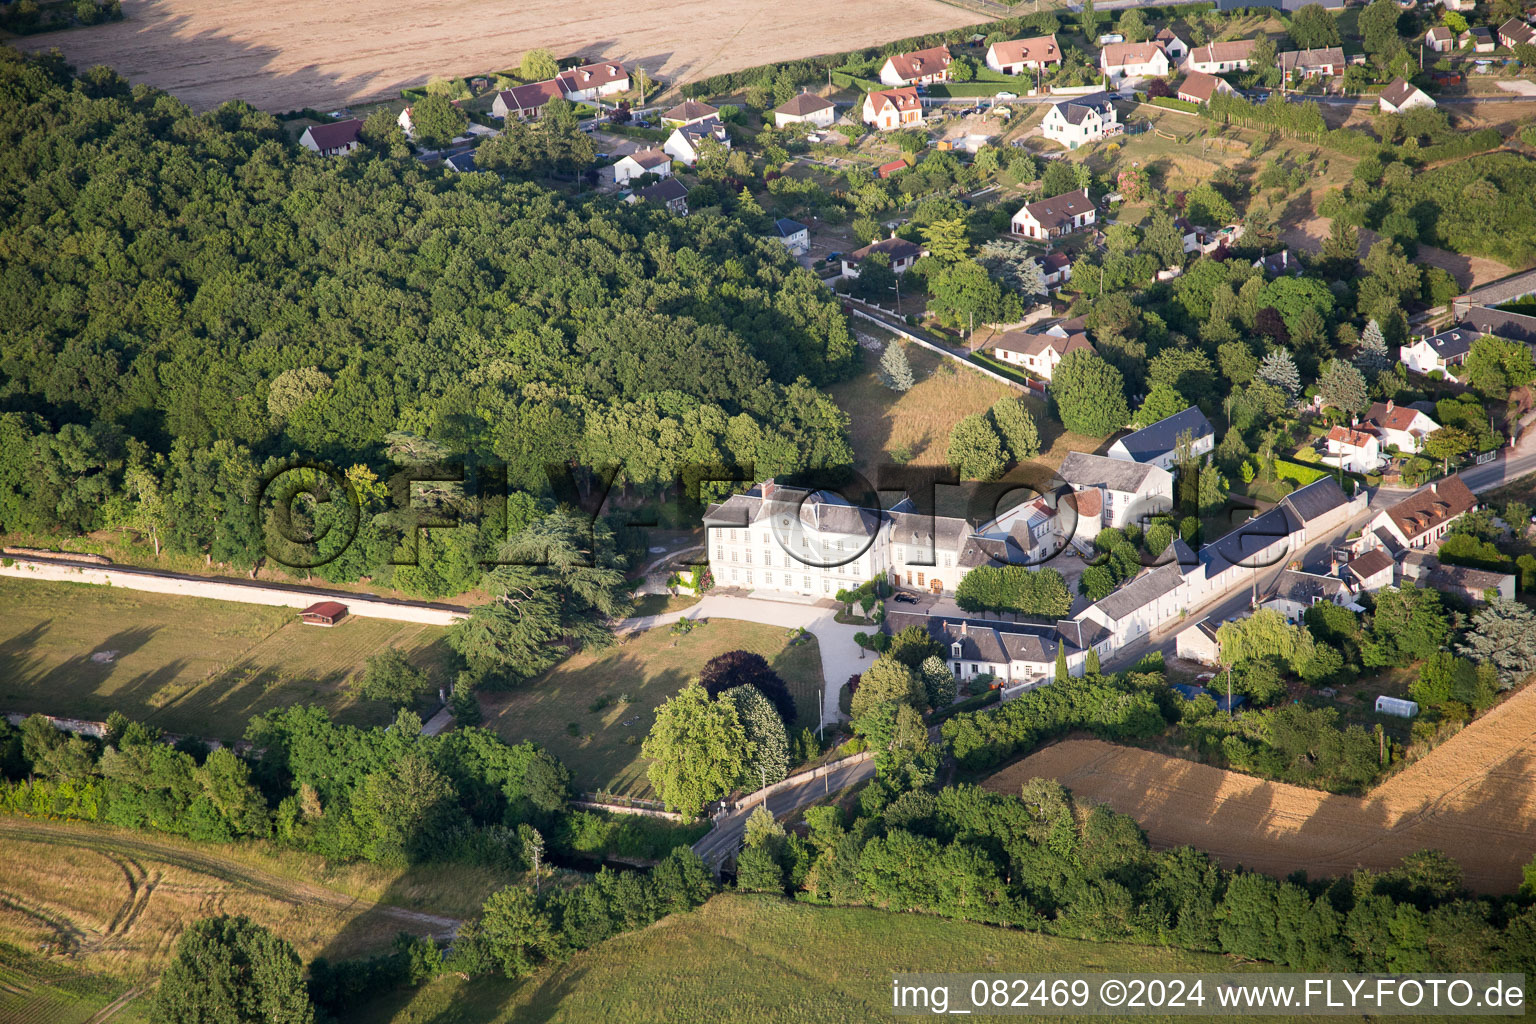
{"left": 692, "top": 754, "right": 876, "bottom": 870}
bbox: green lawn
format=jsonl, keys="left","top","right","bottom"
{"left": 0, "top": 578, "right": 454, "bottom": 740}
{"left": 478, "top": 620, "right": 824, "bottom": 799}
{"left": 342, "top": 894, "right": 1391, "bottom": 1024}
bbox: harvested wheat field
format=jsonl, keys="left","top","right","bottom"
{"left": 0, "top": 819, "right": 474, "bottom": 989}
{"left": 984, "top": 681, "right": 1536, "bottom": 893}
{"left": 21, "top": 0, "right": 982, "bottom": 113}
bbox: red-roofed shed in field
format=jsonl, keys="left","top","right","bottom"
{"left": 300, "top": 601, "right": 349, "bottom": 626}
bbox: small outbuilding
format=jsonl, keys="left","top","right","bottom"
{"left": 1375, "top": 695, "right": 1418, "bottom": 718}
{"left": 300, "top": 601, "right": 349, "bottom": 626}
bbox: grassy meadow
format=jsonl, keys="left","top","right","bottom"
{"left": 478, "top": 619, "right": 824, "bottom": 799}
{"left": 0, "top": 578, "right": 454, "bottom": 740}
{"left": 340, "top": 893, "right": 1400, "bottom": 1024}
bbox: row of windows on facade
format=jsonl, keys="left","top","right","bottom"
{"left": 715, "top": 546, "right": 953, "bottom": 569}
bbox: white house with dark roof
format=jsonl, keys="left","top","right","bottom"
{"left": 1426, "top": 26, "right": 1455, "bottom": 52}
{"left": 1156, "top": 27, "right": 1190, "bottom": 59}
{"left": 299, "top": 118, "right": 363, "bottom": 156}
{"left": 1379, "top": 77, "right": 1434, "bottom": 113}
{"left": 1077, "top": 562, "right": 1190, "bottom": 649}
{"left": 493, "top": 80, "right": 564, "bottom": 119}
{"left": 1058, "top": 452, "right": 1175, "bottom": 536}
{"left": 1279, "top": 46, "right": 1346, "bottom": 78}
{"left": 1040, "top": 93, "right": 1119, "bottom": 148}
{"left": 772, "top": 218, "right": 809, "bottom": 255}
{"left": 879, "top": 45, "right": 953, "bottom": 86}
{"left": 1107, "top": 406, "right": 1215, "bottom": 470}
{"left": 1261, "top": 569, "right": 1359, "bottom": 623}
{"left": 628, "top": 177, "right": 689, "bottom": 215}
{"left": 612, "top": 148, "right": 672, "bottom": 184}
{"left": 663, "top": 117, "right": 730, "bottom": 166}
{"left": 1499, "top": 16, "right": 1536, "bottom": 48}
{"left": 773, "top": 93, "right": 837, "bottom": 128}
{"left": 1012, "top": 188, "right": 1097, "bottom": 239}
{"left": 1344, "top": 547, "right": 1396, "bottom": 593}
{"left": 1400, "top": 324, "right": 1478, "bottom": 381}
{"left": 988, "top": 326, "right": 1094, "bottom": 380}
{"left": 986, "top": 34, "right": 1063, "bottom": 75}
{"left": 841, "top": 233, "right": 926, "bottom": 278}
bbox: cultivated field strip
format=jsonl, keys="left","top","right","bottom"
{"left": 985, "top": 681, "right": 1536, "bottom": 893}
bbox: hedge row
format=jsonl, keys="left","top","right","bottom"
{"left": 1150, "top": 96, "right": 1200, "bottom": 113}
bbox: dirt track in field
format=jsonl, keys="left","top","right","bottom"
{"left": 19, "top": 0, "right": 985, "bottom": 113}
{"left": 984, "top": 681, "right": 1536, "bottom": 893}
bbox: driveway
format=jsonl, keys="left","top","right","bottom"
{"left": 616, "top": 592, "right": 868, "bottom": 728}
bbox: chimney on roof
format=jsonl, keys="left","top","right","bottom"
{"left": 762, "top": 478, "right": 776, "bottom": 499}
{"left": 961, "top": 621, "right": 968, "bottom": 636}
{"left": 1429, "top": 481, "right": 1437, "bottom": 494}
{"left": 1386, "top": 399, "right": 1394, "bottom": 413}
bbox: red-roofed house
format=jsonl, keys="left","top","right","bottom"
{"left": 1363, "top": 476, "right": 1477, "bottom": 551}
{"left": 985, "top": 35, "right": 1062, "bottom": 75}
{"left": 879, "top": 45, "right": 953, "bottom": 86}
{"left": 862, "top": 87, "right": 923, "bottom": 131}
{"left": 1011, "top": 188, "right": 1096, "bottom": 240}
{"left": 300, "top": 601, "right": 349, "bottom": 626}
{"left": 1323, "top": 424, "right": 1384, "bottom": 474}
{"left": 555, "top": 61, "right": 630, "bottom": 101}
{"left": 1177, "top": 70, "right": 1236, "bottom": 104}
{"left": 493, "top": 80, "right": 563, "bottom": 119}
{"left": 1362, "top": 400, "right": 1439, "bottom": 454}
{"left": 1100, "top": 40, "right": 1171, "bottom": 80}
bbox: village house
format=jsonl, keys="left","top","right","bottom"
{"left": 1039, "top": 252, "right": 1072, "bottom": 288}
{"left": 1156, "top": 27, "right": 1190, "bottom": 59}
{"left": 1399, "top": 324, "right": 1479, "bottom": 381}
{"left": 1057, "top": 452, "right": 1176, "bottom": 540}
{"left": 1184, "top": 38, "right": 1258, "bottom": 74}
{"left": 879, "top": 45, "right": 953, "bottom": 86}
{"left": 1039, "top": 92, "right": 1120, "bottom": 148}
{"left": 1261, "top": 569, "right": 1359, "bottom": 623}
{"left": 1099, "top": 40, "right": 1172, "bottom": 80}
{"left": 840, "top": 233, "right": 926, "bottom": 278}
{"left": 1174, "top": 618, "right": 1222, "bottom": 665}
{"left": 1077, "top": 562, "right": 1190, "bottom": 651}
{"left": 772, "top": 93, "right": 837, "bottom": 128}
{"left": 1323, "top": 424, "right": 1385, "bottom": 474}
{"left": 1278, "top": 46, "right": 1346, "bottom": 78}
{"left": 627, "top": 177, "right": 689, "bottom": 215}
{"left": 554, "top": 61, "right": 630, "bottom": 101}
{"left": 988, "top": 327, "right": 1094, "bottom": 380}
{"left": 1463, "top": 27, "right": 1497, "bottom": 53}
{"left": 1426, "top": 26, "right": 1454, "bottom": 51}
{"left": 1379, "top": 76, "right": 1435, "bottom": 113}
{"left": 985, "top": 34, "right": 1063, "bottom": 75}
{"left": 1499, "top": 16, "right": 1536, "bottom": 47}
{"left": 1344, "top": 547, "right": 1396, "bottom": 594}
{"left": 443, "top": 151, "right": 477, "bottom": 174}
{"left": 1177, "top": 218, "right": 1245, "bottom": 255}
{"left": 663, "top": 117, "right": 730, "bottom": 166}
{"left": 1177, "top": 70, "right": 1237, "bottom": 104}
{"left": 1360, "top": 476, "right": 1477, "bottom": 552}
{"left": 299, "top": 119, "right": 363, "bottom": 156}
{"left": 1107, "top": 406, "right": 1216, "bottom": 470}
{"left": 771, "top": 218, "right": 810, "bottom": 256}
{"left": 493, "top": 80, "right": 563, "bottom": 119}
{"left": 1441, "top": 0, "right": 1476, "bottom": 11}
{"left": 1253, "top": 249, "right": 1298, "bottom": 277}
{"left": 1461, "top": 305, "right": 1536, "bottom": 344}
{"left": 661, "top": 99, "right": 719, "bottom": 127}
{"left": 1402, "top": 551, "right": 1516, "bottom": 603}
{"left": 611, "top": 148, "right": 672, "bottom": 184}
{"left": 862, "top": 87, "right": 924, "bottom": 130}
{"left": 1362, "top": 399, "right": 1439, "bottom": 453}
{"left": 1011, "top": 188, "right": 1097, "bottom": 240}
{"left": 1280, "top": 477, "right": 1365, "bottom": 547}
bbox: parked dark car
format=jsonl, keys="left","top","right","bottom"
{"left": 893, "top": 593, "right": 920, "bottom": 605}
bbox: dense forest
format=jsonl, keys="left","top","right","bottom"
{"left": 0, "top": 48, "right": 855, "bottom": 595}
